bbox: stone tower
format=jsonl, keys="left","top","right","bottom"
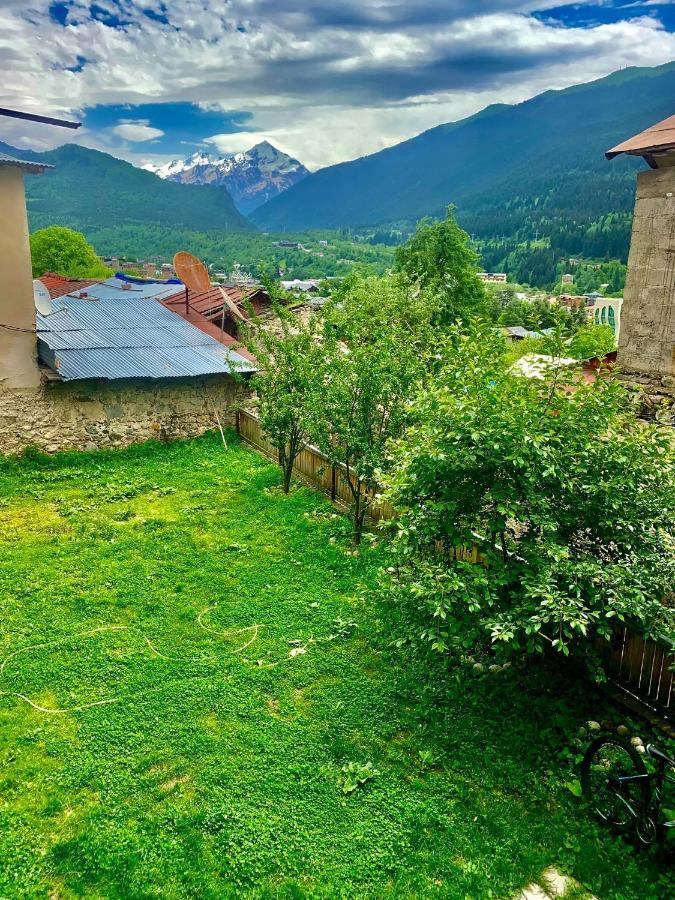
{"left": 607, "top": 116, "right": 675, "bottom": 384}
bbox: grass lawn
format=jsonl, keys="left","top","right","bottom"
{"left": 0, "top": 432, "right": 672, "bottom": 899}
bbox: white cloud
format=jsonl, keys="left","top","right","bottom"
{"left": 0, "top": 2, "right": 673, "bottom": 168}
{"left": 113, "top": 121, "right": 165, "bottom": 142}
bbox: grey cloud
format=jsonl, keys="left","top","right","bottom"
{"left": 231, "top": 1, "right": 576, "bottom": 31}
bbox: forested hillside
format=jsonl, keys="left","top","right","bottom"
{"left": 0, "top": 142, "right": 252, "bottom": 233}
{"left": 253, "top": 62, "right": 675, "bottom": 244}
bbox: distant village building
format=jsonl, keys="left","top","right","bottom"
{"left": 227, "top": 262, "right": 255, "bottom": 287}
{"left": 558, "top": 294, "right": 589, "bottom": 310}
{"left": 502, "top": 326, "right": 553, "bottom": 343}
{"left": 607, "top": 115, "right": 675, "bottom": 384}
{"left": 477, "top": 272, "right": 507, "bottom": 284}
{"left": 281, "top": 279, "right": 320, "bottom": 294}
{"left": 561, "top": 274, "right": 574, "bottom": 285}
{"left": 592, "top": 297, "right": 624, "bottom": 343}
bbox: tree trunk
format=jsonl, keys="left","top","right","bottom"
{"left": 352, "top": 487, "right": 368, "bottom": 546}
{"left": 282, "top": 461, "right": 293, "bottom": 494}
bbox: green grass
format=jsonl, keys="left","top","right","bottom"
{"left": 0, "top": 432, "right": 672, "bottom": 899}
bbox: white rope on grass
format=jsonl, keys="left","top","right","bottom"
{"left": 0, "top": 625, "right": 129, "bottom": 674}
{"left": 0, "top": 610, "right": 307, "bottom": 716}
{"left": 0, "top": 690, "right": 120, "bottom": 714}
{"left": 196, "top": 606, "right": 264, "bottom": 653}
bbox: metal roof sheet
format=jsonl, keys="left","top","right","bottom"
{"left": 67, "top": 277, "right": 180, "bottom": 303}
{"left": 0, "top": 153, "right": 53, "bottom": 174}
{"left": 606, "top": 115, "right": 675, "bottom": 160}
{"left": 36, "top": 293, "right": 255, "bottom": 381}
{"left": 46, "top": 345, "right": 251, "bottom": 382}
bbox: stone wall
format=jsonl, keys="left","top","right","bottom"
{"left": 618, "top": 165, "right": 675, "bottom": 378}
{"left": 0, "top": 375, "right": 246, "bottom": 455}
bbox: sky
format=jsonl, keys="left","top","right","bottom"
{"left": 1, "top": 1, "right": 674, "bottom": 171}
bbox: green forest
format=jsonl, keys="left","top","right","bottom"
{"left": 83, "top": 224, "right": 396, "bottom": 280}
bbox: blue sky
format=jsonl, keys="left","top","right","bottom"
{"left": 1, "top": 1, "right": 674, "bottom": 169}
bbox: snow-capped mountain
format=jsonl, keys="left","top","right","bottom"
{"left": 143, "top": 142, "right": 309, "bottom": 214}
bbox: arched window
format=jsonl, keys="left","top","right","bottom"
{"left": 601, "top": 306, "right": 607, "bottom": 325}
{"left": 608, "top": 306, "right": 616, "bottom": 334}
{"left": 595, "top": 309, "right": 600, "bottom": 323}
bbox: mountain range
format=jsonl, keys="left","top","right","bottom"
{"left": 3, "top": 59, "right": 675, "bottom": 275}
{"left": 0, "top": 141, "right": 252, "bottom": 234}
{"left": 253, "top": 61, "right": 675, "bottom": 236}
{"left": 143, "top": 142, "right": 309, "bottom": 214}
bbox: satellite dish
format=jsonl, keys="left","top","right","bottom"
{"left": 173, "top": 251, "right": 212, "bottom": 293}
{"left": 33, "top": 279, "right": 53, "bottom": 316}
{"left": 218, "top": 286, "right": 247, "bottom": 323}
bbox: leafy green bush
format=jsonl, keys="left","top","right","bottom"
{"left": 569, "top": 323, "right": 617, "bottom": 361}
{"left": 382, "top": 324, "right": 675, "bottom": 667}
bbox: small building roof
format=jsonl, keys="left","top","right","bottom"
{"left": 40, "top": 273, "right": 99, "bottom": 300}
{"left": 0, "top": 153, "right": 53, "bottom": 175}
{"left": 606, "top": 115, "right": 675, "bottom": 167}
{"left": 36, "top": 289, "right": 255, "bottom": 381}
{"left": 502, "top": 325, "right": 551, "bottom": 340}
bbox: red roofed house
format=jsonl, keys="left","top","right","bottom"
{"left": 161, "top": 283, "right": 271, "bottom": 363}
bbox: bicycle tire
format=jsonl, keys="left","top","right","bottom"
{"left": 581, "top": 736, "right": 650, "bottom": 833}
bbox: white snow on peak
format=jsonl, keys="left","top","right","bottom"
{"left": 145, "top": 142, "right": 303, "bottom": 180}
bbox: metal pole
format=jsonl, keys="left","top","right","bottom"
{"left": 0, "top": 107, "right": 81, "bottom": 129}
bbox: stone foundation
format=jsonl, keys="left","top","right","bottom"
{"left": 618, "top": 372, "right": 675, "bottom": 426}
{"left": 0, "top": 375, "right": 247, "bottom": 456}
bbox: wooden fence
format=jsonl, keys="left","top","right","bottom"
{"left": 236, "top": 408, "right": 673, "bottom": 723}
{"left": 601, "top": 626, "right": 674, "bottom": 718}
{"left": 236, "top": 409, "right": 396, "bottom": 522}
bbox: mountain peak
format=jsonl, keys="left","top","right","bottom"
{"left": 146, "top": 141, "right": 309, "bottom": 214}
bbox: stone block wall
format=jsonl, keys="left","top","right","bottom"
{"left": 618, "top": 166, "right": 675, "bottom": 378}
{"left": 0, "top": 375, "right": 246, "bottom": 456}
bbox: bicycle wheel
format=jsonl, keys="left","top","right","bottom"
{"left": 581, "top": 737, "right": 650, "bottom": 833}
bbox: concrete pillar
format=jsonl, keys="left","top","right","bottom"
{"left": 618, "top": 165, "right": 675, "bottom": 378}
{"left": 0, "top": 165, "right": 41, "bottom": 388}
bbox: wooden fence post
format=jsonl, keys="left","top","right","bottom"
{"left": 236, "top": 410, "right": 240, "bottom": 434}
{"left": 331, "top": 466, "right": 337, "bottom": 502}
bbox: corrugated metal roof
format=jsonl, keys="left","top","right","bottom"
{"left": 0, "top": 153, "right": 53, "bottom": 174}
{"left": 36, "top": 293, "right": 255, "bottom": 381}
{"left": 606, "top": 115, "right": 675, "bottom": 160}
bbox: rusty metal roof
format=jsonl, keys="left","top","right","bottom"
{"left": 40, "top": 273, "right": 99, "bottom": 300}
{"left": 606, "top": 115, "right": 675, "bottom": 161}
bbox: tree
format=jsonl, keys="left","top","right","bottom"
{"left": 569, "top": 323, "right": 616, "bottom": 361}
{"left": 383, "top": 324, "right": 674, "bottom": 668}
{"left": 244, "top": 306, "right": 328, "bottom": 494}
{"left": 30, "top": 226, "right": 111, "bottom": 279}
{"left": 395, "top": 207, "right": 488, "bottom": 324}
{"left": 314, "top": 275, "right": 434, "bottom": 544}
